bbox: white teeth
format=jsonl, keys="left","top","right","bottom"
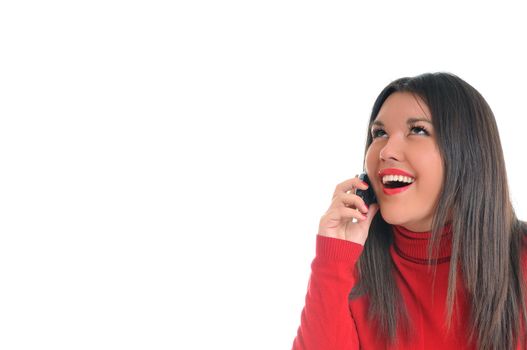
{"left": 382, "top": 175, "right": 415, "bottom": 184}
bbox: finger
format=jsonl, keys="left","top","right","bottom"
{"left": 341, "top": 192, "right": 369, "bottom": 213}
{"left": 334, "top": 176, "right": 369, "bottom": 198}
{"left": 339, "top": 206, "right": 368, "bottom": 221}
{"left": 324, "top": 203, "right": 368, "bottom": 222}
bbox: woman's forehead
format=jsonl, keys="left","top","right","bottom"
{"left": 374, "top": 92, "right": 432, "bottom": 122}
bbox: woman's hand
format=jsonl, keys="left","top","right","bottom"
{"left": 318, "top": 176, "right": 379, "bottom": 245}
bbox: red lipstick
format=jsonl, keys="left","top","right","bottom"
{"left": 378, "top": 168, "right": 415, "bottom": 179}
{"left": 378, "top": 168, "right": 416, "bottom": 196}
{"left": 382, "top": 185, "right": 412, "bottom": 195}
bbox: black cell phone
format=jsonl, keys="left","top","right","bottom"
{"left": 355, "top": 172, "right": 377, "bottom": 205}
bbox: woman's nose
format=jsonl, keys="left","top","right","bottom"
{"left": 379, "top": 136, "right": 404, "bottom": 161}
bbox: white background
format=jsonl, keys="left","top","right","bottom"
{"left": 1, "top": 1, "right": 526, "bottom": 349}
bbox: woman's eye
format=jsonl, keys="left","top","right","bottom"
{"left": 410, "top": 126, "right": 429, "bottom": 136}
{"left": 371, "top": 128, "right": 386, "bottom": 138}
{"left": 371, "top": 126, "right": 430, "bottom": 138}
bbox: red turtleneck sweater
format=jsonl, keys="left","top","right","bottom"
{"left": 292, "top": 225, "right": 522, "bottom": 350}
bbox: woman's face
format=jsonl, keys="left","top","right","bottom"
{"left": 365, "top": 92, "right": 444, "bottom": 232}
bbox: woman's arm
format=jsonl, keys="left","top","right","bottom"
{"left": 292, "top": 235, "right": 363, "bottom": 350}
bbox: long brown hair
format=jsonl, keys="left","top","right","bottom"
{"left": 349, "top": 72, "right": 527, "bottom": 349}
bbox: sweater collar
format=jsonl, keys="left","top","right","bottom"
{"left": 392, "top": 224, "right": 453, "bottom": 264}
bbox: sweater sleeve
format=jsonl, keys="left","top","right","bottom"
{"left": 292, "top": 235, "right": 364, "bottom": 350}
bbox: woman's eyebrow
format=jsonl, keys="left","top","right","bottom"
{"left": 370, "top": 117, "right": 433, "bottom": 128}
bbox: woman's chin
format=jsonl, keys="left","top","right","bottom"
{"left": 379, "top": 208, "right": 406, "bottom": 226}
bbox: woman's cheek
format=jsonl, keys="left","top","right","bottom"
{"left": 364, "top": 146, "right": 377, "bottom": 175}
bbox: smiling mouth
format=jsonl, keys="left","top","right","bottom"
{"left": 381, "top": 175, "right": 415, "bottom": 194}
{"left": 384, "top": 181, "right": 412, "bottom": 189}
{"left": 382, "top": 175, "right": 415, "bottom": 188}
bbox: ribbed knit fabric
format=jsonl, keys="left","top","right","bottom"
{"left": 292, "top": 225, "right": 525, "bottom": 350}
{"left": 392, "top": 224, "right": 452, "bottom": 264}
{"left": 315, "top": 234, "right": 363, "bottom": 263}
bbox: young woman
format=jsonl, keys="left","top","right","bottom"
{"left": 292, "top": 72, "right": 527, "bottom": 350}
